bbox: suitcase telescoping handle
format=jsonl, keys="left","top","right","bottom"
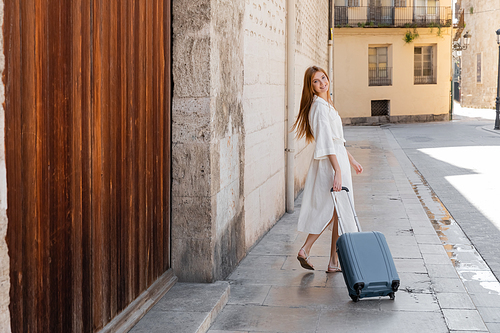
{"left": 330, "top": 186, "right": 362, "bottom": 233}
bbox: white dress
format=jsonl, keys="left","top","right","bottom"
{"left": 297, "top": 95, "right": 358, "bottom": 235}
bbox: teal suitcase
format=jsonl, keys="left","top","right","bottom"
{"left": 332, "top": 187, "right": 400, "bottom": 302}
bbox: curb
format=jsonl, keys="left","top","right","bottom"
{"left": 481, "top": 125, "right": 500, "bottom": 135}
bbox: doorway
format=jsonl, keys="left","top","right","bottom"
{"left": 4, "top": 1, "right": 172, "bottom": 332}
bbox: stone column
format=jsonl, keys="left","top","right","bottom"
{"left": 171, "top": 0, "right": 246, "bottom": 282}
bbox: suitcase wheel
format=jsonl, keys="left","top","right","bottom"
{"left": 350, "top": 295, "right": 360, "bottom": 302}
{"left": 389, "top": 292, "right": 395, "bottom": 300}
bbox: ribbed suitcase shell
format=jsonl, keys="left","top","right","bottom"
{"left": 336, "top": 231, "right": 400, "bottom": 301}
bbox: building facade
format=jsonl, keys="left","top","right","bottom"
{"left": 333, "top": 0, "right": 453, "bottom": 123}
{"left": 0, "top": 0, "right": 330, "bottom": 331}
{"left": 459, "top": 0, "right": 500, "bottom": 109}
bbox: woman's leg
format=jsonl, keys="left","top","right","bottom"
{"left": 329, "top": 209, "right": 340, "bottom": 268}
{"left": 298, "top": 214, "right": 335, "bottom": 258}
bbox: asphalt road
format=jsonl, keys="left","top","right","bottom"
{"left": 387, "top": 118, "right": 500, "bottom": 280}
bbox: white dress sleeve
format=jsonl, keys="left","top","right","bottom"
{"left": 311, "top": 103, "right": 338, "bottom": 160}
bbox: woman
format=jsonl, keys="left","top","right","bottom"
{"left": 292, "top": 66, "right": 363, "bottom": 273}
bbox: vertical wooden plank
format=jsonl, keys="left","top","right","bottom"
{"left": 157, "top": 0, "right": 167, "bottom": 277}
{"left": 118, "top": 0, "right": 129, "bottom": 311}
{"left": 137, "top": 0, "right": 147, "bottom": 293}
{"left": 100, "top": 0, "right": 112, "bottom": 324}
{"left": 145, "top": 0, "right": 154, "bottom": 285}
{"left": 71, "top": 0, "right": 86, "bottom": 331}
{"left": 108, "top": 0, "right": 120, "bottom": 320}
{"left": 151, "top": 0, "right": 160, "bottom": 279}
{"left": 46, "top": 1, "right": 74, "bottom": 331}
{"left": 152, "top": 0, "right": 163, "bottom": 278}
{"left": 81, "top": 1, "right": 93, "bottom": 331}
{"left": 164, "top": 0, "right": 172, "bottom": 272}
{"left": 127, "top": 0, "right": 138, "bottom": 301}
{"left": 4, "top": 1, "right": 24, "bottom": 331}
{"left": 92, "top": 0, "right": 104, "bottom": 329}
{"left": 29, "top": 0, "right": 44, "bottom": 331}
{"left": 133, "top": 0, "right": 140, "bottom": 299}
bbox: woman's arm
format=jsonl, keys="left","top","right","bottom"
{"left": 327, "top": 154, "right": 342, "bottom": 192}
{"left": 347, "top": 150, "right": 363, "bottom": 174}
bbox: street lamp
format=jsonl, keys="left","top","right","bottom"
{"left": 462, "top": 31, "right": 471, "bottom": 50}
{"left": 452, "top": 31, "right": 471, "bottom": 51}
{"left": 495, "top": 29, "right": 500, "bottom": 130}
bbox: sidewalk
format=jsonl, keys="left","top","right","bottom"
{"left": 207, "top": 126, "right": 495, "bottom": 333}
{"left": 452, "top": 101, "right": 496, "bottom": 121}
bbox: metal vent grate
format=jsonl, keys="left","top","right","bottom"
{"left": 371, "top": 100, "right": 390, "bottom": 116}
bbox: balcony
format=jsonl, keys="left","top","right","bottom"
{"left": 414, "top": 74, "right": 436, "bottom": 84}
{"left": 334, "top": 6, "right": 452, "bottom": 28}
{"left": 369, "top": 67, "right": 392, "bottom": 86}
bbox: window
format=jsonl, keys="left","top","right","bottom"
{"left": 477, "top": 53, "right": 482, "bottom": 84}
{"left": 414, "top": 46, "right": 436, "bottom": 84}
{"left": 415, "top": 0, "right": 439, "bottom": 22}
{"left": 371, "top": 100, "right": 390, "bottom": 116}
{"left": 369, "top": 47, "right": 391, "bottom": 86}
{"left": 335, "top": 0, "right": 359, "bottom": 6}
{"left": 395, "top": 0, "right": 406, "bottom": 7}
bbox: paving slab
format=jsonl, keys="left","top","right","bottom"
{"left": 210, "top": 304, "right": 321, "bottom": 333}
{"left": 317, "top": 309, "right": 449, "bottom": 333}
{"left": 436, "top": 292, "right": 477, "bottom": 310}
{"left": 442, "top": 309, "right": 489, "bottom": 331}
{"left": 486, "top": 323, "right": 500, "bottom": 333}
{"left": 130, "top": 281, "right": 230, "bottom": 333}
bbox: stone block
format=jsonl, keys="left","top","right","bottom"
{"left": 171, "top": 97, "right": 211, "bottom": 144}
{"left": 244, "top": 189, "right": 261, "bottom": 248}
{"left": 216, "top": 178, "right": 241, "bottom": 237}
{"left": 171, "top": 195, "right": 213, "bottom": 240}
{"left": 171, "top": 237, "right": 214, "bottom": 282}
{"left": 172, "top": 34, "right": 211, "bottom": 98}
{"left": 172, "top": 1, "right": 210, "bottom": 34}
{"left": 212, "top": 210, "right": 246, "bottom": 280}
{"left": 171, "top": 142, "right": 211, "bottom": 197}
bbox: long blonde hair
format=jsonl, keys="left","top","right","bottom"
{"left": 292, "top": 66, "right": 333, "bottom": 143}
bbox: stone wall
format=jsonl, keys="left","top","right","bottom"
{"left": 460, "top": 0, "right": 499, "bottom": 109}
{"left": 171, "top": 0, "right": 246, "bottom": 282}
{"left": 210, "top": 0, "right": 246, "bottom": 280}
{"left": 242, "top": 0, "right": 329, "bottom": 248}
{"left": 171, "top": 0, "right": 330, "bottom": 282}
{"left": 293, "top": 0, "right": 329, "bottom": 197}
{"left": 242, "top": 0, "right": 287, "bottom": 248}
{"left": 0, "top": 0, "right": 11, "bottom": 330}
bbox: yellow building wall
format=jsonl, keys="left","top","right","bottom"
{"left": 333, "top": 27, "right": 452, "bottom": 118}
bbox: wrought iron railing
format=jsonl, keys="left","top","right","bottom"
{"left": 369, "top": 67, "right": 392, "bottom": 86}
{"left": 414, "top": 74, "right": 436, "bottom": 84}
{"left": 334, "top": 6, "right": 452, "bottom": 28}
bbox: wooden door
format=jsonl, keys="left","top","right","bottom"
{"left": 3, "top": 1, "right": 171, "bottom": 332}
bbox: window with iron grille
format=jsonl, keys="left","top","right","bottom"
{"left": 348, "top": 0, "right": 360, "bottom": 7}
{"left": 477, "top": 53, "right": 482, "bottom": 83}
{"left": 414, "top": 46, "right": 436, "bottom": 84}
{"left": 369, "top": 47, "right": 391, "bottom": 86}
{"left": 371, "top": 100, "right": 390, "bottom": 116}
{"left": 395, "top": 0, "right": 406, "bottom": 7}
